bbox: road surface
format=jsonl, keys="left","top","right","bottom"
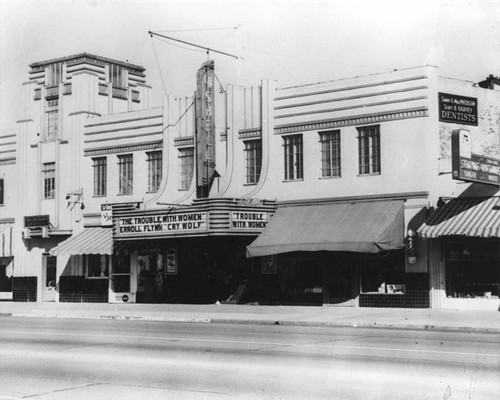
{"left": 0, "top": 316, "right": 498, "bottom": 399}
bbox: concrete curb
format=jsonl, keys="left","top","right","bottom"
{"left": 4, "top": 312, "right": 500, "bottom": 335}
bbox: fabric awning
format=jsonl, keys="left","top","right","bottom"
{"left": 418, "top": 196, "right": 500, "bottom": 239}
{"left": 0, "top": 223, "right": 13, "bottom": 258}
{"left": 246, "top": 200, "right": 405, "bottom": 257}
{"left": 50, "top": 227, "right": 113, "bottom": 256}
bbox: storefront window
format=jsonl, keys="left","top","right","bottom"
{"left": 86, "top": 255, "right": 109, "bottom": 278}
{"left": 445, "top": 238, "right": 500, "bottom": 299}
{"left": 360, "top": 251, "right": 405, "bottom": 293}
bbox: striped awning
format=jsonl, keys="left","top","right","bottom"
{"left": 0, "top": 223, "right": 13, "bottom": 258}
{"left": 50, "top": 227, "right": 113, "bottom": 256}
{"left": 418, "top": 197, "right": 500, "bottom": 239}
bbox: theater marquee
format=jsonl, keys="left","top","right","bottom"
{"left": 117, "top": 212, "right": 208, "bottom": 237}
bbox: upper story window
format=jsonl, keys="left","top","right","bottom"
{"left": 244, "top": 139, "right": 262, "bottom": 184}
{"left": 46, "top": 63, "right": 63, "bottom": 87}
{"left": 109, "top": 64, "right": 126, "bottom": 89}
{"left": 43, "top": 162, "right": 55, "bottom": 199}
{"left": 92, "top": 157, "right": 107, "bottom": 197}
{"left": 178, "top": 147, "right": 194, "bottom": 191}
{"left": 45, "top": 99, "right": 58, "bottom": 141}
{"left": 118, "top": 154, "right": 133, "bottom": 195}
{"left": 319, "top": 130, "right": 341, "bottom": 178}
{"left": 147, "top": 151, "right": 162, "bottom": 193}
{"left": 283, "top": 134, "right": 303, "bottom": 181}
{"left": 0, "top": 179, "right": 4, "bottom": 205}
{"left": 357, "top": 125, "right": 380, "bottom": 175}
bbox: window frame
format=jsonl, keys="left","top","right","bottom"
{"left": 283, "top": 134, "right": 303, "bottom": 181}
{"left": 244, "top": 139, "right": 262, "bottom": 185}
{"left": 92, "top": 157, "right": 107, "bottom": 197}
{"left": 118, "top": 154, "right": 133, "bottom": 195}
{"left": 85, "top": 254, "right": 110, "bottom": 279}
{"left": 43, "top": 162, "right": 56, "bottom": 200}
{"left": 319, "top": 130, "right": 341, "bottom": 178}
{"left": 45, "top": 99, "right": 59, "bottom": 141}
{"left": 0, "top": 178, "right": 3, "bottom": 206}
{"left": 146, "top": 151, "right": 162, "bottom": 193}
{"left": 178, "top": 147, "right": 194, "bottom": 191}
{"left": 357, "top": 125, "right": 381, "bottom": 175}
{"left": 46, "top": 63, "right": 63, "bottom": 87}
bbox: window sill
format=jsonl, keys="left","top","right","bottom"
{"left": 319, "top": 176, "right": 341, "bottom": 180}
{"left": 357, "top": 172, "right": 381, "bottom": 177}
{"left": 282, "top": 179, "right": 304, "bottom": 183}
{"left": 243, "top": 182, "right": 258, "bottom": 186}
{"left": 92, "top": 195, "right": 107, "bottom": 198}
{"left": 145, "top": 191, "right": 159, "bottom": 194}
{"left": 117, "top": 193, "right": 133, "bottom": 196}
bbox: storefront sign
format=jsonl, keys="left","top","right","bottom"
{"left": 24, "top": 215, "right": 50, "bottom": 228}
{"left": 452, "top": 129, "right": 500, "bottom": 186}
{"left": 439, "top": 92, "right": 478, "bottom": 126}
{"left": 231, "top": 212, "right": 269, "bottom": 229}
{"left": 101, "top": 204, "right": 113, "bottom": 226}
{"left": 117, "top": 212, "right": 208, "bottom": 236}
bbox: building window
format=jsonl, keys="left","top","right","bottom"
{"left": 283, "top": 134, "right": 303, "bottom": 181}
{"left": 86, "top": 255, "right": 109, "bottom": 278}
{"left": 319, "top": 130, "right": 341, "bottom": 178}
{"left": 357, "top": 125, "right": 380, "bottom": 175}
{"left": 109, "top": 64, "right": 126, "bottom": 89}
{"left": 92, "top": 157, "right": 107, "bottom": 197}
{"left": 178, "top": 147, "right": 194, "bottom": 191}
{"left": 0, "top": 179, "right": 3, "bottom": 205}
{"left": 147, "top": 151, "right": 162, "bottom": 193}
{"left": 45, "top": 99, "right": 58, "bottom": 141}
{"left": 46, "top": 63, "right": 62, "bottom": 87}
{"left": 43, "top": 162, "right": 55, "bottom": 199}
{"left": 244, "top": 139, "right": 262, "bottom": 184}
{"left": 118, "top": 154, "right": 133, "bottom": 195}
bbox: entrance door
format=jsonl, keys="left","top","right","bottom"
{"left": 42, "top": 254, "right": 57, "bottom": 302}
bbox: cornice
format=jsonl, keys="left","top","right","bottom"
{"left": 238, "top": 129, "right": 261, "bottom": 140}
{"left": 0, "top": 158, "right": 16, "bottom": 165}
{"left": 274, "top": 107, "right": 428, "bottom": 135}
{"left": 174, "top": 137, "right": 194, "bottom": 147}
{"left": 84, "top": 141, "right": 163, "bottom": 156}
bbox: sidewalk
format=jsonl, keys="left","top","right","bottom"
{"left": 0, "top": 301, "right": 499, "bottom": 334}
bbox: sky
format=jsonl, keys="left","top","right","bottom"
{"left": 1, "top": 0, "right": 499, "bottom": 134}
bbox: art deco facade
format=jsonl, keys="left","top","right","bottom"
{"left": 1, "top": 53, "right": 498, "bottom": 309}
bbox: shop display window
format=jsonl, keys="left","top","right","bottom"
{"left": 360, "top": 251, "right": 405, "bottom": 293}
{"left": 445, "top": 238, "right": 500, "bottom": 299}
{"left": 86, "top": 255, "right": 109, "bottom": 278}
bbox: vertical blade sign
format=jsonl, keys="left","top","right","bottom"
{"left": 195, "top": 60, "right": 216, "bottom": 198}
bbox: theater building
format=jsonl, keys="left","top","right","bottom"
{"left": 3, "top": 53, "right": 499, "bottom": 309}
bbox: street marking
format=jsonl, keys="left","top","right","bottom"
{"left": 1, "top": 329, "right": 499, "bottom": 359}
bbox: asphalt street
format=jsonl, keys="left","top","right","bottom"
{"left": 0, "top": 317, "right": 499, "bottom": 399}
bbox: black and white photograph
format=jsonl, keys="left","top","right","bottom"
{"left": 0, "top": 0, "right": 499, "bottom": 398}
